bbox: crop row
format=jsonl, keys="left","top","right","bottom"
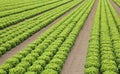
{"left": 0, "top": 0, "right": 70, "bottom": 29}
{"left": 0, "top": 0, "right": 83, "bottom": 56}
{"left": 0, "top": 0, "right": 60, "bottom": 17}
{"left": 0, "top": 0, "right": 95, "bottom": 74}
{"left": 107, "top": 0, "right": 120, "bottom": 33}
{"left": 105, "top": 0, "right": 120, "bottom": 72}
{"left": 0, "top": 0, "right": 50, "bottom": 11}
{"left": 113, "top": 0, "right": 120, "bottom": 7}
{"left": 85, "top": 0, "right": 120, "bottom": 74}
{"left": 0, "top": 0, "right": 40, "bottom": 9}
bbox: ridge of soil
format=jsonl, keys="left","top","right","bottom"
{"left": 61, "top": 0, "right": 98, "bottom": 74}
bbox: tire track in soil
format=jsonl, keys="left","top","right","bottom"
{"left": 0, "top": 1, "right": 84, "bottom": 65}
{"left": 110, "top": 0, "right": 120, "bottom": 16}
{"left": 61, "top": 0, "right": 98, "bottom": 74}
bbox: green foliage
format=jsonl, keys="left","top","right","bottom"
{"left": 42, "top": 52, "right": 54, "bottom": 57}
{"left": 84, "top": 0, "right": 120, "bottom": 73}
{"left": 50, "top": 59, "right": 64, "bottom": 67}
{"left": 0, "top": 47, "right": 7, "bottom": 54}
{"left": 0, "top": 0, "right": 92, "bottom": 74}
{"left": 22, "top": 56, "right": 36, "bottom": 64}
{"left": 101, "top": 60, "right": 116, "bottom": 65}
{"left": 17, "top": 61, "right": 30, "bottom": 69}
{"left": 38, "top": 55, "right": 51, "bottom": 63}
{"left": 27, "top": 53, "right": 39, "bottom": 59}
{"left": 101, "top": 54, "right": 115, "bottom": 60}
{"left": 18, "top": 51, "right": 29, "bottom": 57}
{"left": 0, "top": 69, "right": 7, "bottom": 74}
{"left": 28, "top": 65, "right": 43, "bottom": 73}
{"left": 32, "top": 48, "right": 44, "bottom": 55}
{"left": 85, "top": 60, "right": 99, "bottom": 68}
{"left": 113, "top": 0, "right": 120, "bottom": 7}
{"left": 84, "top": 67, "right": 98, "bottom": 74}
{"left": 54, "top": 54, "right": 66, "bottom": 61}
{"left": 101, "top": 64, "right": 118, "bottom": 72}
{"left": 0, "top": 51, "right": 2, "bottom": 56}
{"left": 0, "top": 64, "right": 13, "bottom": 71}
{"left": 9, "top": 67, "right": 26, "bottom": 74}
{"left": 33, "top": 60, "right": 46, "bottom": 67}
{"left": 103, "top": 71, "right": 118, "bottom": 74}
{"left": 41, "top": 69, "right": 58, "bottom": 74}
{"left": 24, "top": 71, "right": 37, "bottom": 74}
{"left": 45, "top": 63, "right": 61, "bottom": 72}
{"left": 1, "top": 43, "right": 11, "bottom": 51}
{"left": 0, "top": 0, "right": 83, "bottom": 56}
{"left": 12, "top": 54, "right": 23, "bottom": 60}
{"left": 5, "top": 58, "right": 19, "bottom": 66}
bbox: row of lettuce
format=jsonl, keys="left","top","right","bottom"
{"left": 0, "top": 0, "right": 83, "bottom": 56}
{"left": 0, "top": 0, "right": 70, "bottom": 29}
{"left": 0, "top": 0, "right": 60, "bottom": 17}
{"left": 0, "top": 0, "right": 56, "bottom": 11}
{"left": 0, "top": 0, "right": 95, "bottom": 74}
{"left": 85, "top": 0, "right": 120, "bottom": 74}
{"left": 113, "top": 0, "right": 120, "bottom": 7}
{"left": 0, "top": 0, "right": 40, "bottom": 11}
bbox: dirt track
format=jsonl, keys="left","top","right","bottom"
{"left": 110, "top": 0, "right": 120, "bottom": 16}
{"left": 61, "top": 0, "right": 98, "bottom": 74}
{"left": 0, "top": 2, "right": 83, "bottom": 65}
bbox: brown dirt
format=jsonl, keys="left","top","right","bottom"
{"left": 0, "top": 2, "right": 83, "bottom": 65}
{"left": 61, "top": 0, "right": 98, "bottom": 74}
{"left": 110, "top": 0, "right": 120, "bottom": 16}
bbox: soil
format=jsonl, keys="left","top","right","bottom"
{"left": 0, "top": 2, "right": 83, "bottom": 65}
{"left": 61, "top": 0, "right": 98, "bottom": 74}
{"left": 110, "top": 0, "right": 120, "bottom": 16}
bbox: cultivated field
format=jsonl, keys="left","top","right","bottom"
{"left": 0, "top": 0, "right": 120, "bottom": 74}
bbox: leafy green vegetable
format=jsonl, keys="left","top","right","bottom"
{"left": 28, "top": 65, "right": 43, "bottom": 73}
{"left": 24, "top": 71, "right": 37, "bottom": 74}
{"left": 41, "top": 69, "right": 58, "bottom": 74}
{"left": 33, "top": 60, "right": 46, "bottom": 67}
{"left": 103, "top": 71, "right": 117, "bottom": 74}
{"left": 84, "top": 67, "right": 98, "bottom": 74}
{"left": 17, "top": 61, "right": 30, "bottom": 69}
{"left": 9, "top": 67, "right": 26, "bottom": 74}
{"left": 0, "top": 69, "right": 7, "bottom": 74}
{"left": 101, "top": 64, "right": 118, "bottom": 72}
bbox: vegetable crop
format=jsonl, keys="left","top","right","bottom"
{"left": 0, "top": 0, "right": 95, "bottom": 73}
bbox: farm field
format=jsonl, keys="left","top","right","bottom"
{"left": 0, "top": 0, "right": 120, "bottom": 74}
{"left": 113, "top": 0, "right": 120, "bottom": 7}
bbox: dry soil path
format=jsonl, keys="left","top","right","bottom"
{"left": 61, "top": 0, "right": 98, "bottom": 74}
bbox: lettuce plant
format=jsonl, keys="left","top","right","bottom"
{"left": 0, "top": 69, "right": 7, "bottom": 74}
{"left": 9, "top": 67, "right": 26, "bottom": 74}
{"left": 24, "top": 71, "right": 37, "bottom": 74}
{"left": 84, "top": 67, "right": 98, "bottom": 74}
{"left": 45, "top": 63, "right": 61, "bottom": 72}
{"left": 28, "top": 65, "right": 43, "bottom": 73}
{"left": 41, "top": 69, "right": 58, "bottom": 74}
{"left": 103, "top": 71, "right": 117, "bottom": 74}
